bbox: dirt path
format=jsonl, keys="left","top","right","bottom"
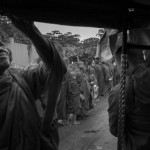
{"left": 58, "top": 96, "right": 117, "bottom": 150}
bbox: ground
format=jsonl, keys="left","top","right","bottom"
{"left": 58, "top": 96, "right": 117, "bottom": 150}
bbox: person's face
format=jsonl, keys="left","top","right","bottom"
{"left": 0, "top": 47, "right": 11, "bottom": 72}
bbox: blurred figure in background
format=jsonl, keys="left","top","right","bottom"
{"left": 93, "top": 57, "right": 105, "bottom": 98}
{"left": 101, "top": 61, "right": 112, "bottom": 95}
{"left": 67, "top": 71, "right": 81, "bottom": 125}
{"left": 89, "top": 74, "right": 98, "bottom": 107}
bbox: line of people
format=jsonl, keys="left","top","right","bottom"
{"left": 57, "top": 57, "right": 119, "bottom": 126}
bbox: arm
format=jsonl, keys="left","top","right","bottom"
{"left": 8, "top": 15, "right": 65, "bottom": 70}
{"left": 8, "top": 15, "right": 67, "bottom": 99}
{"left": 107, "top": 84, "right": 120, "bottom": 137}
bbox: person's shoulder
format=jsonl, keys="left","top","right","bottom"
{"left": 108, "top": 84, "right": 120, "bottom": 107}
{"left": 109, "top": 84, "right": 120, "bottom": 97}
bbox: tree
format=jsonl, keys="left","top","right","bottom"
{"left": 80, "top": 37, "right": 99, "bottom": 63}
{"left": 0, "top": 16, "right": 14, "bottom": 43}
{"left": 0, "top": 15, "right": 31, "bottom": 45}
{"left": 45, "top": 30, "right": 100, "bottom": 63}
{"left": 45, "top": 31, "right": 81, "bottom": 58}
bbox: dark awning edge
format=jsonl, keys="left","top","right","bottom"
{"left": 1, "top": 0, "right": 150, "bottom": 30}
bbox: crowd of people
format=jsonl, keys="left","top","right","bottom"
{"left": 1, "top": 14, "right": 150, "bottom": 150}
{"left": 57, "top": 56, "right": 119, "bottom": 126}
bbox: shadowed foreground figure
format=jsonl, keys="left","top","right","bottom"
{"left": 0, "top": 15, "right": 66, "bottom": 150}
{"left": 108, "top": 46, "right": 150, "bottom": 150}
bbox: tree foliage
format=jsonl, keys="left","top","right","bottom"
{"left": 45, "top": 31, "right": 99, "bottom": 62}
{"left": 0, "top": 16, "right": 100, "bottom": 62}
{"left": 0, "top": 16, "right": 31, "bottom": 45}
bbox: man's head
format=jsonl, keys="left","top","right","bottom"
{"left": 94, "top": 57, "right": 100, "bottom": 64}
{"left": 0, "top": 43, "right": 12, "bottom": 74}
{"left": 115, "top": 46, "right": 145, "bottom": 76}
{"left": 78, "top": 65, "right": 86, "bottom": 74}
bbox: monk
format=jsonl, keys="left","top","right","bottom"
{"left": 93, "top": 57, "right": 105, "bottom": 98}
{"left": 0, "top": 15, "right": 66, "bottom": 150}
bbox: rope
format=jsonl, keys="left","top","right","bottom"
{"left": 117, "top": 53, "right": 127, "bottom": 150}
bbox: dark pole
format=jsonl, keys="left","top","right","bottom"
{"left": 117, "top": 7, "right": 128, "bottom": 150}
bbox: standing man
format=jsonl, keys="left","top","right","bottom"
{"left": 93, "top": 57, "right": 104, "bottom": 98}
{"left": 0, "top": 14, "right": 66, "bottom": 150}
{"left": 101, "top": 61, "right": 111, "bottom": 95}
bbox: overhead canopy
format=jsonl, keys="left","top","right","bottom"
{"left": 1, "top": 0, "right": 150, "bottom": 29}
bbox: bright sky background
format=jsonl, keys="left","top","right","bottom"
{"left": 35, "top": 22, "right": 100, "bottom": 41}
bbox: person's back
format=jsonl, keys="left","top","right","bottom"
{"left": 125, "top": 64, "right": 150, "bottom": 150}
{"left": 108, "top": 45, "right": 150, "bottom": 150}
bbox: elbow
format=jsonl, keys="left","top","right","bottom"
{"left": 110, "top": 127, "right": 118, "bottom": 137}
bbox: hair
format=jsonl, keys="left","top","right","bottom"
{"left": 115, "top": 46, "right": 145, "bottom": 66}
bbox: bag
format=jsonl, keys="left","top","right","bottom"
{"left": 9, "top": 68, "right": 59, "bottom": 150}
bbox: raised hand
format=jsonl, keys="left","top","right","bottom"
{"left": 7, "top": 14, "right": 35, "bottom": 37}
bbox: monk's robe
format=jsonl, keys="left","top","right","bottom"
{"left": 57, "top": 71, "right": 70, "bottom": 120}
{"left": 0, "top": 43, "right": 66, "bottom": 150}
{"left": 81, "top": 74, "right": 91, "bottom": 111}
{"left": 102, "top": 64, "right": 111, "bottom": 95}
{"left": 94, "top": 64, "right": 105, "bottom": 97}
{"left": 108, "top": 64, "right": 150, "bottom": 150}
{"left": 67, "top": 78, "right": 80, "bottom": 115}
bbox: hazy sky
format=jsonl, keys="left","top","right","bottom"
{"left": 35, "top": 22, "right": 99, "bottom": 41}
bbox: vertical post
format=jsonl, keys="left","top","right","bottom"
{"left": 117, "top": 3, "right": 128, "bottom": 149}
{"left": 117, "top": 27, "right": 127, "bottom": 150}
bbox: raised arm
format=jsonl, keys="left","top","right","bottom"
{"left": 8, "top": 15, "right": 54, "bottom": 69}
{"left": 7, "top": 14, "right": 67, "bottom": 100}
